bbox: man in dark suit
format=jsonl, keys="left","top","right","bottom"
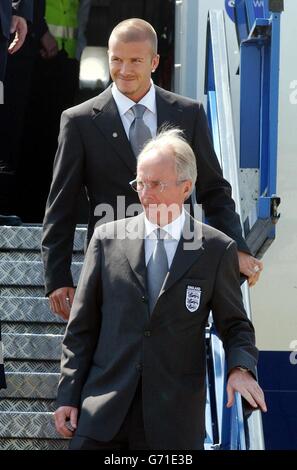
{"left": 0, "top": 0, "right": 33, "bottom": 226}
{"left": 0, "top": 1, "right": 33, "bottom": 82}
{"left": 54, "top": 128, "right": 266, "bottom": 450}
{"left": 42, "top": 18, "right": 263, "bottom": 320}
{"left": 0, "top": 1, "right": 47, "bottom": 224}
{"left": 0, "top": 0, "right": 33, "bottom": 389}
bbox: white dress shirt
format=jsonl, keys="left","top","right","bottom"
{"left": 111, "top": 81, "right": 157, "bottom": 139}
{"left": 144, "top": 209, "right": 186, "bottom": 268}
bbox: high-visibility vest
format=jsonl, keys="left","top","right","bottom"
{"left": 45, "top": 0, "right": 79, "bottom": 59}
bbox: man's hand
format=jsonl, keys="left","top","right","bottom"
{"left": 54, "top": 406, "right": 78, "bottom": 438}
{"left": 49, "top": 287, "right": 76, "bottom": 321}
{"left": 40, "top": 31, "right": 59, "bottom": 59}
{"left": 8, "top": 16, "right": 28, "bottom": 54}
{"left": 227, "top": 368, "right": 267, "bottom": 412}
{"left": 238, "top": 251, "right": 263, "bottom": 287}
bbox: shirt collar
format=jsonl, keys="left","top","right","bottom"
{"left": 144, "top": 208, "right": 185, "bottom": 241}
{"left": 111, "top": 80, "right": 156, "bottom": 116}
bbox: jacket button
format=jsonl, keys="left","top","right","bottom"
{"left": 135, "top": 363, "right": 143, "bottom": 372}
{"left": 144, "top": 330, "right": 151, "bottom": 337}
{"left": 141, "top": 296, "right": 148, "bottom": 303}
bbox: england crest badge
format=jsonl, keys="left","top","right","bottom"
{"left": 185, "top": 285, "right": 201, "bottom": 312}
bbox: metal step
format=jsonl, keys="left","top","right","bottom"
{"left": 5, "top": 360, "right": 59, "bottom": 374}
{"left": 0, "top": 399, "right": 56, "bottom": 413}
{"left": 0, "top": 251, "right": 84, "bottom": 262}
{"left": 2, "top": 323, "right": 65, "bottom": 335}
{"left": 0, "top": 412, "right": 62, "bottom": 439}
{"left": 0, "top": 287, "right": 45, "bottom": 297}
{"left": 0, "top": 225, "right": 86, "bottom": 251}
{"left": 0, "top": 225, "right": 82, "bottom": 450}
{"left": 0, "top": 373, "right": 59, "bottom": 399}
{"left": 2, "top": 334, "right": 63, "bottom": 361}
{"left": 0, "top": 438, "right": 68, "bottom": 450}
{"left": 0, "top": 297, "right": 65, "bottom": 323}
{"left": 0, "top": 261, "right": 82, "bottom": 286}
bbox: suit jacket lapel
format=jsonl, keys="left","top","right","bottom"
{"left": 122, "top": 214, "right": 146, "bottom": 292}
{"left": 92, "top": 86, "right": 137, "bottom": 174}
{"left": 91, "top": 85, "right": 184, "bottom": 175}
{"left": 160, "top": 214, "right": 205, "bottom": 296}
{"left": 121, "top": 212, "right": 204, "bottom": 308}
{"left": 155, "top": 85, "right": 185, "bottom": 130}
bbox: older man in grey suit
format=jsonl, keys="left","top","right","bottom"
{"left": 54, "top": 129, "right": 266, "bottom": 450}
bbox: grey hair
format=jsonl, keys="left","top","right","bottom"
{"left": 137, "top": 128, "right": 197, "bottom": 191}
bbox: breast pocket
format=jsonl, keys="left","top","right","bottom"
{"left": 183, "top": 279, "right": 209, "bottom": 314}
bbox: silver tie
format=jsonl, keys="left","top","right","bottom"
{"left": 147, "top": 228, "right": 168, "bottom": 314}
{"left": 129, "top": 104, "right": 152, "bottom": 157}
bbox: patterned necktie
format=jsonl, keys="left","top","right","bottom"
{"left": 147, "top": 228, "right": 169, "bottom": 314}
{"left": 129, "top": 104, "right": 152, "bottom": 157}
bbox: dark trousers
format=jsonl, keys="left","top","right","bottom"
{"left": 69, "top": 380, "right": 149, "bottom": 450}
{"left": 0, "top": 35, "right": 8, "bottom": 82}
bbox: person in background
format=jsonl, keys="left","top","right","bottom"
{"left": 42, "top": 18, "right": 263, "bottom": 321}
{"left": 16, "top": 0, "right": 91, "bottom": 222}
{"left": 0, "top": 0, "right": 33, "bottom": 390}
{"left": 0, "top": 0, "right": 32, "bottom": 83}
{"left": 0, "top": 1, "right": 47, "bottom": 224}
{"left": 0, "top": 0, "right": 33, "bottom": 227}
{"left": 54, "top": 128, "right": 267, "bottom": 450}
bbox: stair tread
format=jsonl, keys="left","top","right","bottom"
{"left": 0, "top": 412, "right": 62, "bottom": 439}
{"left": 0, "top": 224, "right": 84, "bottom": 448}
{"left": 0, "top": 439, "right": 68, "bottom": 450}
{"left": 0, "top": 296, "right": 65, "bottom": 323}
{"left": 0, "top": 225, "right": 86, "bottom": 251}
{"left": 0, "top": 261, "right": 82, "bottom": 286}
{"left": 2, "top": 333, "right": 63, "bottom": 360}
{"left": 0, "top": 372, "right": 59, "bottom": 399}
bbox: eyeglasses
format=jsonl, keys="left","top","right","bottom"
{"left": 129, "top": 178, "right": 186, "bottom": 193}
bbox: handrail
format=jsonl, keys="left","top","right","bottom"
{"left": 204, "top": 8, "right": 265, "bottom": 450}
{"left": 236, "top": 0, "right": 282, "bottom": 257}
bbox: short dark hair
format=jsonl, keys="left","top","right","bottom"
{"left": 109, "top": 18, "right": 158, "bottom": 55}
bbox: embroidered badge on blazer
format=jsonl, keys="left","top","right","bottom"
{"left": 185, "top": 285, "right": 201, "bottom": 312}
